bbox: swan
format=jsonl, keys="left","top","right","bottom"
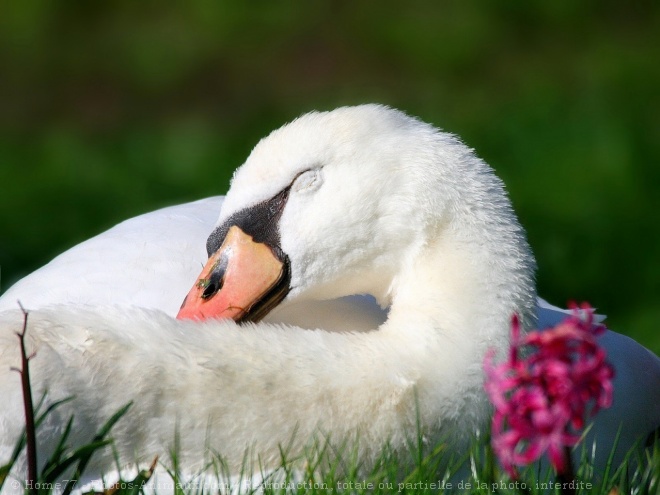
{"left": 0, "top": 105, "right": 658, "bottom": 489}
{"left": 0, "top": 197, "right": 386, "bottom": 332}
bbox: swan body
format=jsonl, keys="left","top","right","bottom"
{"left": 0, "top": 105, "right": 658, "bottom": 490}
{"left": 0, "top": 198, "right": 222, "bottom": 316}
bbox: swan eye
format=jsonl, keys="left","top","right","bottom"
{"left": 292, "top": 168, "right": 322, "bottom": 193}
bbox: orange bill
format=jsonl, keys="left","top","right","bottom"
{"left": 176, "top": 225, "right": 285, "bottom": 321}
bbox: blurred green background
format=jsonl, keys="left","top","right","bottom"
{"left": 0, "top": 2, "right": 658, "bottom": 352}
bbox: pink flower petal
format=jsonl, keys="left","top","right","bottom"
{"left": 483, "top": 303, "right": 615, "bottom": 477}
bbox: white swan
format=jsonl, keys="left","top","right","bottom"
{"left": 0, "top": 105, "right": 657, "bottom": 488}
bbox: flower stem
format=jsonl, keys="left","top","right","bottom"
{"left": 557, "top": 446, "right": 577, "bottom": 495}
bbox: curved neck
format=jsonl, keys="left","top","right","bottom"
{"left": 384, "top": 194, "right": 537, "bottom": 360}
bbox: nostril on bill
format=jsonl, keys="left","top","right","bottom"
{"left": 202, "top": 270, "right": 224, "bottom": 299}
{"left": 199, "top": 250, "right": 230, "bottom": 300}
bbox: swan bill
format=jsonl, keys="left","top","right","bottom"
{"left": 176, "top": 225, "right": 289, "bottom": 322}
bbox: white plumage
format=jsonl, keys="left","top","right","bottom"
{"left": 0, "top": 105, "right": 657, "bottom": 490}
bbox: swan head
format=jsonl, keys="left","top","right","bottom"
{"left": 178, "top": 104, "right": 536, "bottom": 331}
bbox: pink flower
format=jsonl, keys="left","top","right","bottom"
{"left": 484, "top": 303, "right": 614, "bottom": 478}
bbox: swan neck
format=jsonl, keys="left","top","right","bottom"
{"left": 385, "top": 205, "right": 536, "bottom": 354}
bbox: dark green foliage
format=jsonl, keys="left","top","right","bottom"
{"left": 0, "top": 3, "right": 658, "bottom": 352}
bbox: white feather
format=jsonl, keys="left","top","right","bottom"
{"left": 0, "top": 105, "right": 657, "bottom": 493}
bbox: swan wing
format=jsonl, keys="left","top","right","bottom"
{"left": 0, "top": 198, "right": 222, "bottom": 315}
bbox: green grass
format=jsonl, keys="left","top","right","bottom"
{"left": 3, "top": 412, "right": 658, "bottom": 495}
